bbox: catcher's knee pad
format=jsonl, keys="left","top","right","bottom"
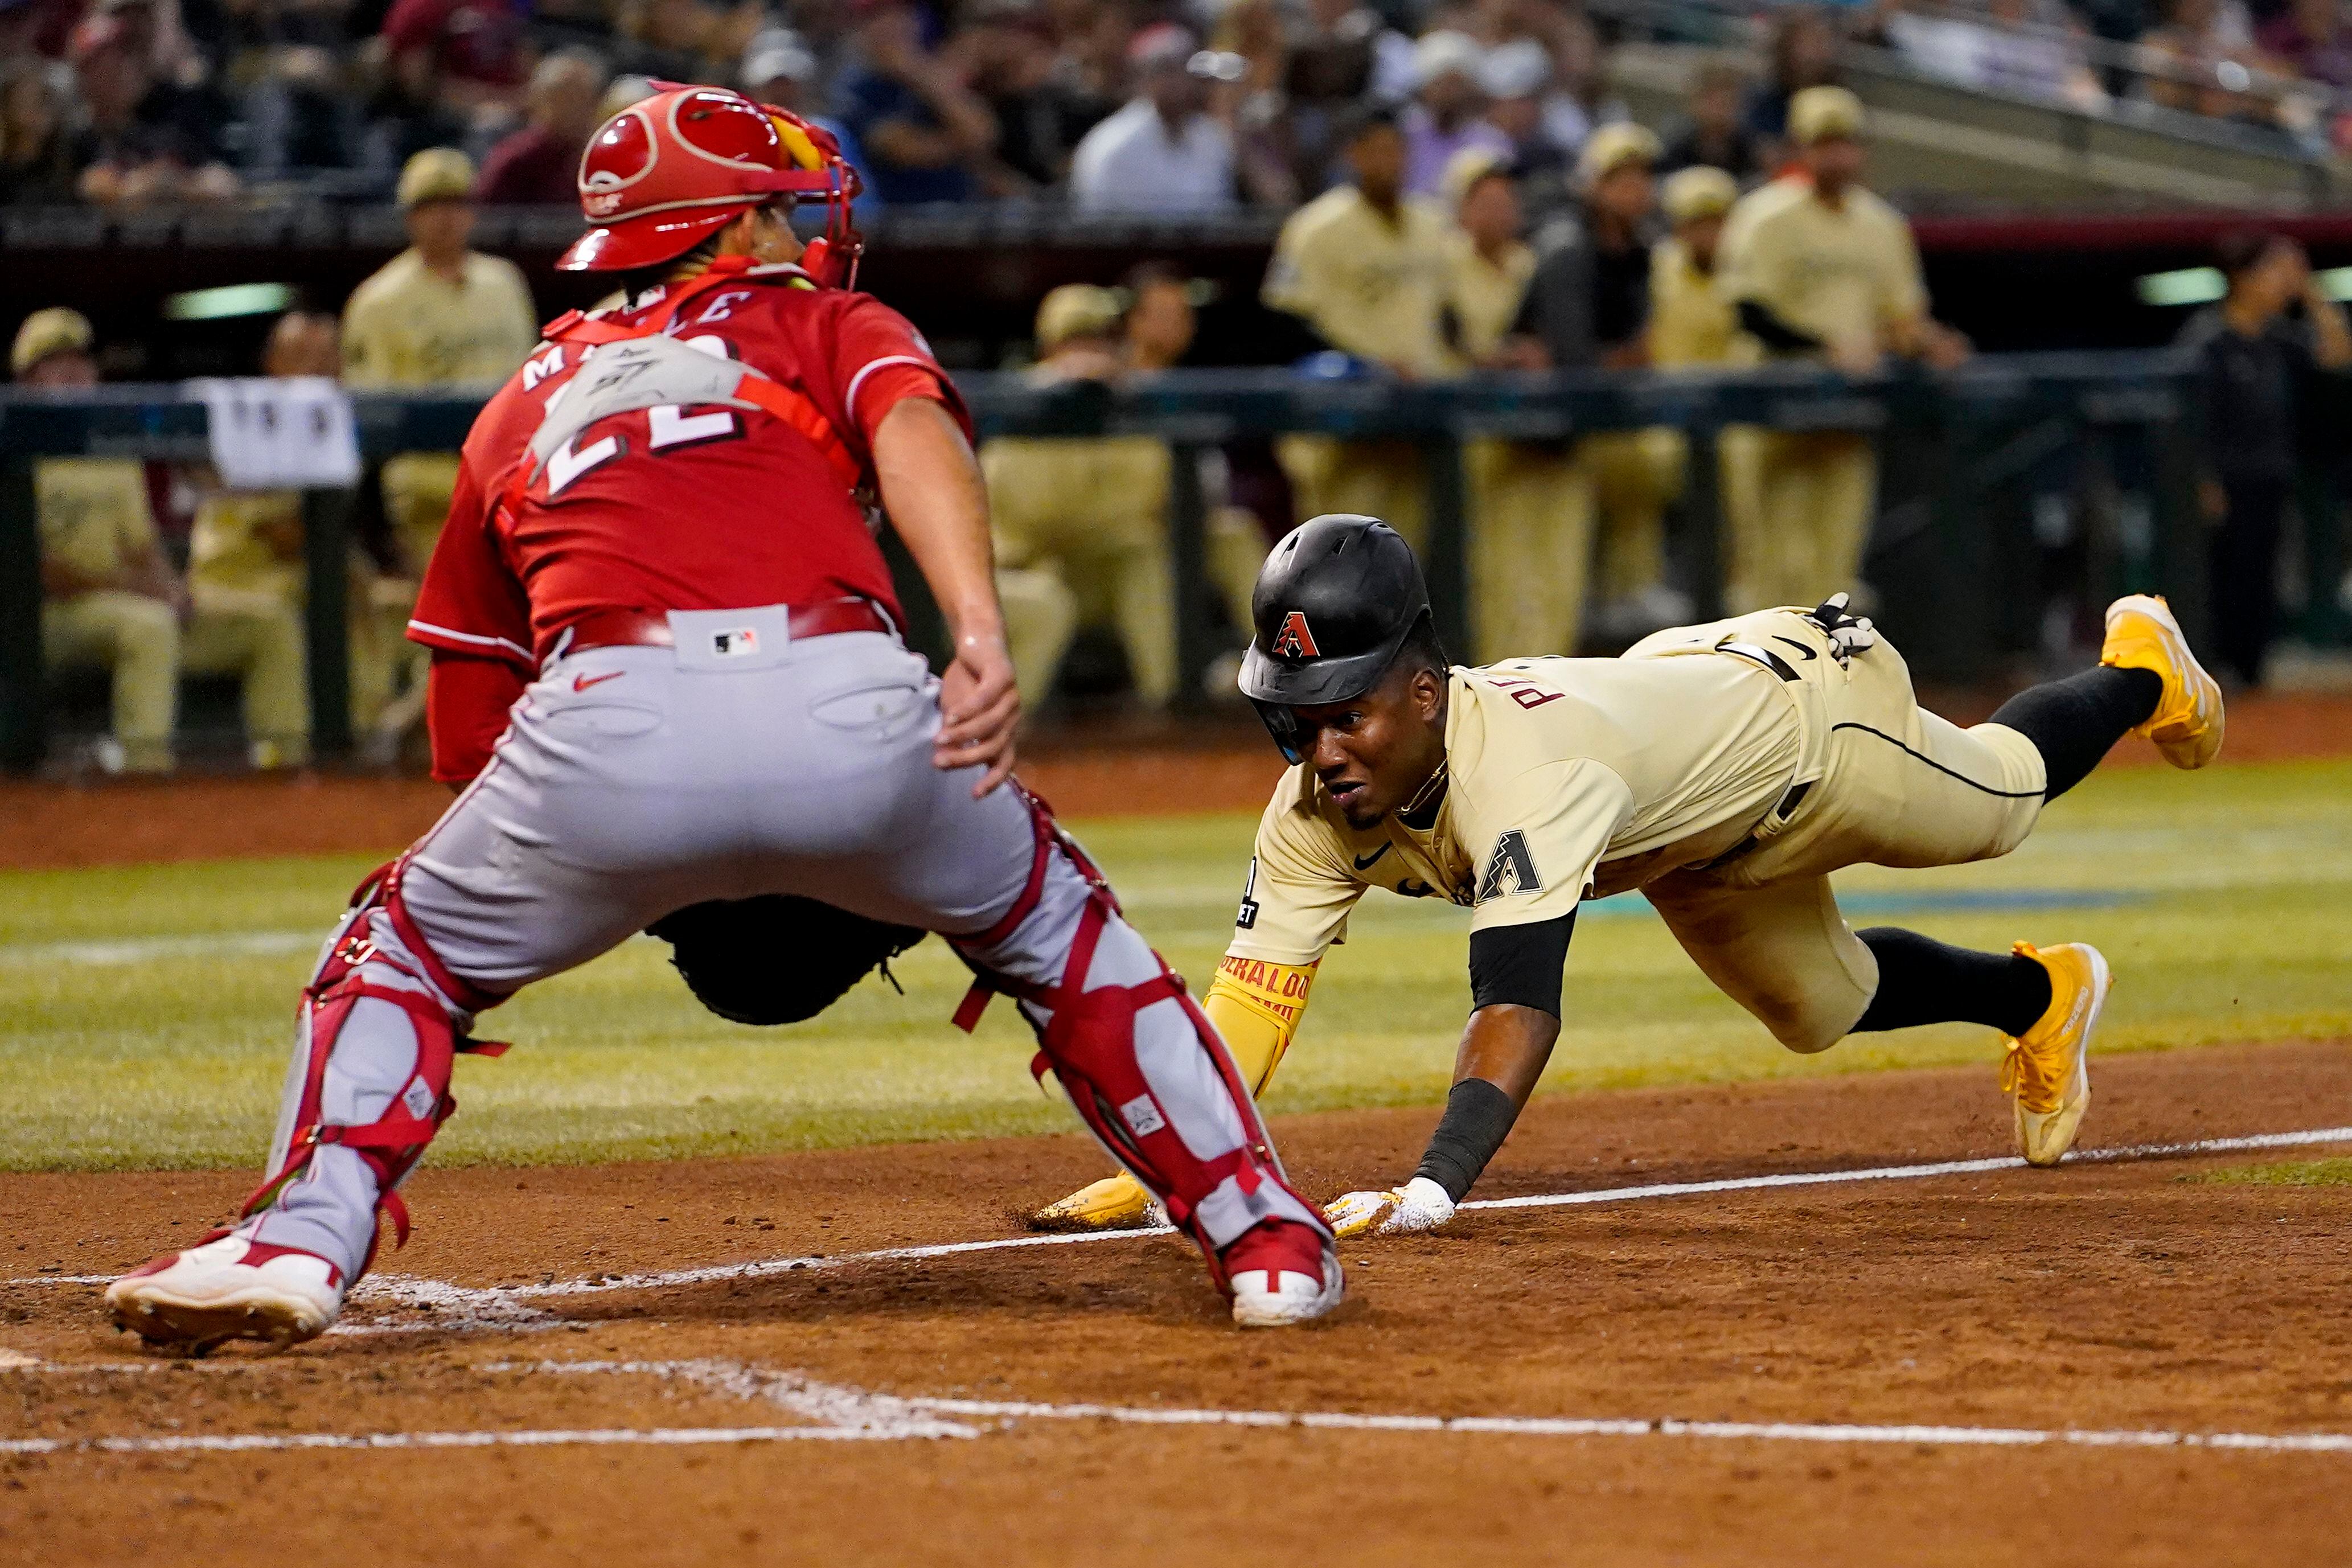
{"left": 951, "top": 793, "right": 1323, "bottom": 1254}
{"left": 246, "top": 860, "right": 506, "bottom": 1271}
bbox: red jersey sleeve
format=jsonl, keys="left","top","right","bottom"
{"left": 426, "top": 652, "right": 527, "bottom": 784}
{"left": 407, "top": 449, "right": 535, "bottom": 670}
{"left": 828, "top": 295, "right": 972, "bottom": 450}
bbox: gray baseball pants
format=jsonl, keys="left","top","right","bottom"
{"left": 244, "top": 608, "right": 1318, "bottom": 1280}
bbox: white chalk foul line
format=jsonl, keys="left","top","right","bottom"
{"left": 0, "top": 1425, "right": 905, "bottom": 1456}
{"left": 355, "top": 1122, "right": 2352, "bottom": 1317}
{"left": 11, "top": 1123, "right": 2352, "bottom": 1310}
{"left": 515, "top": 1357, "right": 2352, "bottom": 1455}
{"left": 1459, "top": 1124, "right": 2352, "bottom": 1213}
{"left": 12, "top": 1353, "right": 2352, "bottom": 1459}
{"left": 481, "top": 1357, "right": 975, "bottom": 1438}
{"left": 0, "top": 1353, "right": 977, "bottom": 1455}
{"left": 900, "top": 1398, "right": 2352, "bottom": 1455}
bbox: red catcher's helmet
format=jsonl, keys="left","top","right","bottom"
{"left": 557, "top": 84, "right": 864, "bottom": 285}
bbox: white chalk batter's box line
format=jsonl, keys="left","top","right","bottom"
{"left": 11, "top": 1124, "right": 2352, "bottom": 1323}
{"left": 7, "top": 1353, "right": 2352, "bottom": 1460}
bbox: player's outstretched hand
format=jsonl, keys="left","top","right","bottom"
{"left": 935, "top": 630, "right": 1020, "bottom": 797}
{"left": 1325, "top": 1176, "right": 1456, "bottom": 1238}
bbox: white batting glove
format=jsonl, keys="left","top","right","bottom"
{"left": 1324, "top": 1176, "right": 1456, "bottom": 1238}
{"left": 1805, "top": 592, "right": 1878, "bottom": 659}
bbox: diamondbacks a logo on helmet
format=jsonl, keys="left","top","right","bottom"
{"left": 1270, "top": 610, "right": 1320, "bottom": 660}
{"left": 1476, "top": 830, "right": 1542, "bottom": 901}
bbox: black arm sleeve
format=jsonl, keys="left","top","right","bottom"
{"left": 1738, "top": 298, "right": 1825, "bottom": 354}
{"left": 1467, "top": 912, "right": 1575, "bottom": 1016}
{"left": 1413, "top": 1079, "right": 1521, "bottom": 1202}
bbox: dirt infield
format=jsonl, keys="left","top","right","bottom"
{"left": 6, "top": 1038, "right": 2351, "bottom": 1566}
{"left": 6, "top": 689, "right": 2352, "bottom": 871}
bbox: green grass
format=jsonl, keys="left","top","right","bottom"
{"left": 4, "top": 757, "right": 2350, "bottom": 1173}
{"left": 2179, "top": 1158, "right": 2352, "bottom": 1187}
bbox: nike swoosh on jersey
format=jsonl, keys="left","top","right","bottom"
{"left": 1772, "top": 635, "right": 1820, "bottom": 660}
{"left": 572, "top": 670, "right": 627, "bottom": 692}
{"left": 1352, "top": 844, "right": 1392, "bottom": 871}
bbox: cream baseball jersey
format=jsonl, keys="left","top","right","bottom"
{"left": 1226, "top": 651, "right": 1807, "bottom": 966}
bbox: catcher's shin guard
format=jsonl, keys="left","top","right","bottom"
{"left": 951, "top": 793, "right": 1328, "bottom": 1273}
{"left": 244, "top": 859, "right": 506, "bottom": 1278}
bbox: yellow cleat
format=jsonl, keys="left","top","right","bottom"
{"left": 2001, "top": 942, "right": 2111, "bottom": 1167}
{"left": 2101, "top": 594, "right": 2224, "bottom": 770}
{"left": 1029, "top": 1172, "right": 1164, "bottom": 1233}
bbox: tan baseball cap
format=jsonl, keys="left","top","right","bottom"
{"left": 1661, "top": 165, "right": 1739, "bottom": 224}
{"left": 397, "top": 147, "right": 477, "bottom": 208}
{"left": 1788, "top": 85, "right": 1866, "bottom": 146}
{"left": 1577, "top": 121, "right": 1662, "bottom": 186}
{"left": 1034, "top": 284, "right": 1123, "bottom": 351}
{"left": 1442, "top": 146, "right": 1512, "bottom": 210}
{"left": 11, "top": 307, "right": 94, "bottom": 377}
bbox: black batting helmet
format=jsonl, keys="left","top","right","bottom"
{"left": 1238, "top": 514, "right": 1434, "bottom": 761}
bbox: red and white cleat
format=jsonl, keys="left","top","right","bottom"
{"left": 105, "top": 1233, "right": 345, "bottom": 1354}
{"left": 1221, "top": 1218, "right": 1344, "bottom": 1328}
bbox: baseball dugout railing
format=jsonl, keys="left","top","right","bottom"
{"left": 0, "top": 353, "right": 2213, "bottom": 774}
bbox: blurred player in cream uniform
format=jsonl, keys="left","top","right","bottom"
{"left": 1503, "top": 125, "right": 1690, "bottom": 645}
{"left": 15, "top": 309, "right": 309, "bottom": 771}
{"left": 985, "top": 285, "right": 1180, "bottom": 708}
{"left": 1647, "top": 165, "right": 1767, "bottom": 589}
{"left": 343, "top": 149, "right": 540, "bottom": 569}
{"left": 1122, "top": 262, "right": 1276, "bottom": 673}
{"left": 1443, "top": 149, "right": 1590, "bottom": 666}
{"left": 1262, "top": 106, "right": 1458, "bottom": 551}
{"left": 1648, "top": 167, "right": 1742, "bottom": 370}
{"left": 189, "top": 313, "right": 405, "bottom": 732}
{"left": 1716, "top": 88, "right": 1969, "bottom": 611}
{"left": 342, "top": 149, "right": 538, "bottom": 752}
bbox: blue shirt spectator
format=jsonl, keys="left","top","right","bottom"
{"left": 835, "top": 0, "right": 997, "bottom": 205}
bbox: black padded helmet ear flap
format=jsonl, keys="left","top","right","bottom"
{"left": 1238, "top": 515, "right": 1432, "bottom": 757}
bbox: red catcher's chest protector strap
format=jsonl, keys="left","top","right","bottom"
{"left": 240, "top": 858, "right": 507, "bottom": 1277}
{"left": 525, "top": 258, "right": 864, "bottom": 505}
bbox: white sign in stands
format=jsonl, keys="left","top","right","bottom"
{"left": 191, "top": 377, "right": 363, "bottom": 491}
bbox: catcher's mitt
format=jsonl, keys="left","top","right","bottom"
{"left": 646, "top": 896, "right": 926, "bottom": 1026}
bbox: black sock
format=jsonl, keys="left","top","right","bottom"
{"left": 1989, "top": 666, "right": 2162, "bottom": 801}
{"left": 1852, "top": 927, "right": 2052, "bottom": 1036}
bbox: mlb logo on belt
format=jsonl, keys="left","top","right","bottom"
{"left": 711, "top": 627, "right": 760, "bottom": 657}
{"left": 1270, "top": 610, "right": 1319, "bottom": 659}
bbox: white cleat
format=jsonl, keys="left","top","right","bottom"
{"left": 105, "top": 1233, "right": 345, "bottom": 1354}
{"left": 1220, "top": 1216, "right": 1344, "bottom": 1328}
{"left": 1229, "top": 1254, "right": 1345, "bottom": 1329}
{"left": 1232, "top": 1255, "right": 1345, "bottom": 1328}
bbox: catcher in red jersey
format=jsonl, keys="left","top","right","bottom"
{"left": 108, "top": 86, "right": 1340, "bottom": 1352}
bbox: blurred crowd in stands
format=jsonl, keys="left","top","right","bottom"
{"left": 5, "top": 0, "right": 2352, "bottom": 214}
{"left": 8, "top": 0, "right": 2345, "bottom": 773}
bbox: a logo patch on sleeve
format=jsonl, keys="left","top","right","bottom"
{"left": 1119, "top": 1093, "right": 1167, "bottom": 1136}
{"left": 1235, "top": 856, "right": 1261, "bottom": 930}
{"left": 1476, "top": 829, "right": 1543, "bottom": 901}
